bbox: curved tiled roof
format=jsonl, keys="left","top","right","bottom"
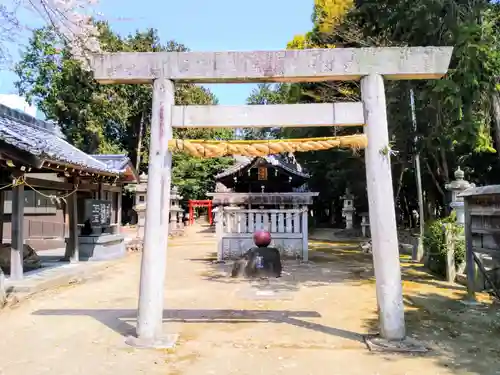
{"left": 91, "top": 154, "right": 139, "bottom": 182}
{"left": 91, "top": 154, "right": 130, "bottom": 172}
{"left": 0, "top": 104, "right": 121, "bottom": 175}
{"left": 215, "top": 155, "right": 310, "bottom": 179}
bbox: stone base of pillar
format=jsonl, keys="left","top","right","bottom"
{"left": 125, "top": 333, "right": 179, "bottom": 349}
{"left": 364, "top": 334, "right": 428, "bottom": 353}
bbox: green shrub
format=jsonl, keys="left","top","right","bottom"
{"left": 423, "top": 213, "right": 465, "bottom": 277}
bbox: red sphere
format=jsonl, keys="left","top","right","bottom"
{"left": 253, "top": 230, "right": 271, "bottom": 247}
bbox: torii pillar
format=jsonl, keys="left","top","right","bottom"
{"left": 88, "top": 47, "right": 453, "bottom": 349}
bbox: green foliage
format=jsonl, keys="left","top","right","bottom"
{"left": 171, "top": 127, "right": 234, "bottom": 200}
{"left": 423, "top": 213, "right": 465, "bottom": 277}
{"left": 14, "top": 23, "right": 234, "bottom": 201}
{"left": 172, "top": 153, "right": 233, "bottom": 200}
{"left": 247, "top": 0, "right": 500, "bottom": 225}
{"left": 345, "top": 0, "right": 500, "bottom": 212}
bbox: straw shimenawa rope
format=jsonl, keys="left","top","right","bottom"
{"left": 168, "top": 134, "right": 367, "bottom": 158}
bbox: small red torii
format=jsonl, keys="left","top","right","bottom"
{"left": 188, "top": 199, "right": 213, "bottom": 225}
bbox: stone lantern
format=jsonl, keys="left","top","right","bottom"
{"left": 445, "top": 167, "right": 475, "bottom": 225}
{"left": 360, "top": 212, "right": 370, "bottom": 237}
{"left": 341, "top": 188, "right": 355, "bottom": 230}
{"left": 134, "top": 172, "right": 148, "bottom": 241}
{"left": 169, "top": 186, "right": 184, "bottom": 236}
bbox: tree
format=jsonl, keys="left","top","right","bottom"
{"left": 15, "top": 23, "right": 235, "bottom": 200}
{"left": 251, "top": 0, "right": 500, "bottom": 225}
{"left": 346, "top": 0, "right": 500, "bottom": 214}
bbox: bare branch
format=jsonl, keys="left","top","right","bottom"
{"left": 0, "top": 0, "right": 101, "bottom": 66}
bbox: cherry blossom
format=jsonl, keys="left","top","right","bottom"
{"left": 29, "top": 0, "right": 101, "bottom": 59}
{"left": 0, "top": 0, "right": 101, "bottom": 65}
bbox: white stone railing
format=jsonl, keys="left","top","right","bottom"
{"left": 215, "top": 208, "right": 308, "bottom": 261}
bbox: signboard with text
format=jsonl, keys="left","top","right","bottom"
{"left": 84, "top": 199, "right": 112, "bottom": 227}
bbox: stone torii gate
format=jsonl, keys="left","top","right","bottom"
{"left": 88, "top": 47, "right": 453, "bottom": 348}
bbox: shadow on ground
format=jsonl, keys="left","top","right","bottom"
{"left": 190, "top": 224, "right": 215, "bottom": 234}
{"left": 364, "top": 291, "right": 500, "bottom": 374}
{"left": 188, "top": 239, "right": 500, "bottom": 374}
{"left": 191, "top": 242, "right": 377, "bottom": 290}
{"left": 32, "top": 308, "right": 364, "bottom": 343}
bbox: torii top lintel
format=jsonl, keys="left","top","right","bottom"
{"left": 89, "top": 47, "right": 453, "bottom": 85}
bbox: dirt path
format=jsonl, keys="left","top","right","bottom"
{"left": 0, "top": 225, "right": 498, "bottom": 375}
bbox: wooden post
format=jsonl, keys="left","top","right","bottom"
{"left": 116, "top": 189, "right": 123, "bottom": 234}
{"left": 66, "top": 185, "right": 79, "bottom": 263}
{"left": 99, "top": 183, "right": 105, "bottom": 200}
{"left": 208, "top": 201, "right": 213, "bottom": 225}
{"left": 10, "top": 181, "right": 25, "bottom": 280}
{"left": 0, "top": 191, "right": 6, "bottom": 299}
{"left": 0, "top": 190, "right": 5, "bottom": 244}
{"left": 301, "top": 207, "right": 308, "bottom": 262}
{"left": 189, "top": 202, "right": 193, "bottom": 225}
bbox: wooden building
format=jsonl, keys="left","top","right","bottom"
{"left": 0, "top": 103, "right": 138, "bottom": 279}
{"left": 208, "top": 155, "right": 318, "bottom": 261}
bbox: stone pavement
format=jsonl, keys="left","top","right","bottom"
{"left": 0, "top": 225, "right": 495, "bottom": 375}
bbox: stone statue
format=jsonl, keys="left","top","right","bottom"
{"left": 231, "top": 231, "right": 282, "bottom": 278}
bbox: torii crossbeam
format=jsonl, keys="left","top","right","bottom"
{"left": 88, "top": 46, "right": 453, "bottom": 349}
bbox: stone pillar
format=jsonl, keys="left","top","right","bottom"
{"left": 224, "top": 205, "right": 241, "bottom": 232}
{"left": 362, "top": 74, "right": 405, "bottom": 341}
{"left": 133, "top": 78, "right": 176, "bottom": 348}
{"left": 341, "top": 188, "right": 355, "bottom": 229}
{"left": 445, "top": 167, "right": 474, "bottom": 225}
{"left": 214, "top": 206, "right": 224, "bottom": 262}
{"left": 10, "top": 182, "right": 25, "bottom": 280}
{"left": 301, "top": 207, "right": 309, "bottom": 262}
{"left": 133, "top": 172, "right": 148, "bottom": 241}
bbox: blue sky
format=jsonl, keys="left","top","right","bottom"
{"left": 0, "top": 0, "right": 313, "bottom": 105}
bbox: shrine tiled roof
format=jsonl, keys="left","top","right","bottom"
{"left": 0, "top": 104, "right": 121, "bottom": 175}
{"left": 91, "top": 154, "right": 139, "bottom": 182}
{"left": 215, "top": 155, "right": 310, "bottom": 179}
{"left": 91, "top": 154, "right": 130, "bottom": 172}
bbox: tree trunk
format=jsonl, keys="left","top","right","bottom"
{"left": 425, "top": 159, "right": 446, "bottom": 199}
{"left": 440, "top": 148, "right": 449, "bottom": 183}
{"left": 394, "top": 163, "right": 406, "bottom": 200}
{"left": 403, "top": 194, "right": 412, "bottom": 229}
{"left": 135, "top": 111, "right": 145, "bottom": 172}
{"left": 492, "top": 91, "right": 500, "bottom": 153}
